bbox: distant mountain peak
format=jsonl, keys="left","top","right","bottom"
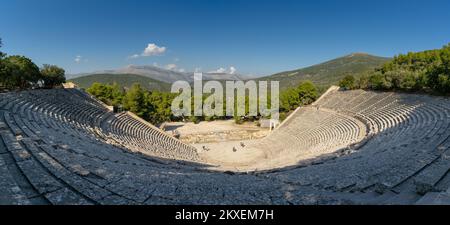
{"left": 126, "top": 64, "right": 165, "bottom": 71}
{"left": 347, "top": 52, "right": 370, "bottom": 57}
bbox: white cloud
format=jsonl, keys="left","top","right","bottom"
{"left": 165, "top": 63, "right": 178, "bottom": 70}
{"left": 229, "top": 66, "right": 237, "bottom": 75}
{"left": 142, "top": 43, "right": 166, "bottom": 56}
{"left": 129, "top": 43, "right": 167, "bottom": 59}
{"left": 208, "top": 66, "right": 237, "bottom": 74}
{"left": 209, "top": 67, "right": 227, "bottom": 73}
{"left": 161, "top": 63, "right": 185, "bottom": 73}
{"left": 75, "top": 55, "right": 82, "bottom": 63}
{"left": 129, "top": 54, "right": 140, "bottom": 59}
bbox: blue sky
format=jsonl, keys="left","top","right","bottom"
{"left": 1, "top": 0, "right": 449, "bottom": 76}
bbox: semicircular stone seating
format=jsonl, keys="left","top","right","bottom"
{"left": 1, "top": 87, "right": 450, "bottom": 205}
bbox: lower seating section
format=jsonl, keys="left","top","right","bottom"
{"left": 101, "top": 112, "right": 199, "bottom": 162}
{"left": 0, "top": 108, "right": 290, "bottom": 204}
{"left": 245, "top": 107, "right": 367, "bottom": 169}
{"left": 1, "top": 88, "right": 450, "bottom": 205}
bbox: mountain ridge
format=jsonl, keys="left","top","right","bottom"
{"left": 69, "top": 65, "right": 248, "bottom": 83}
{"left": 256, "top": 53, "right": 391, "bottom": 90}
{"left": 69, "top": 53, "right": 392, "bottom": 91}
{"left": 69, "top": 73, "right": 172, "bottom": 92}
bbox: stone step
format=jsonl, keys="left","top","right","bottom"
{"left": 0, "top": 151, "right": 31, "bottom": 205}
{"left": 415, "top": 191, "right": 450, "bottom": 205}
{"left": 414, "top": 152, "right": 450, "bottom": 194}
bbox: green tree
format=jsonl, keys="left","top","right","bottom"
{"left": 0, "top": 60, "right": 11, "bottom": 88}
{"left": 281, "top": 88, "right": 300, "bottom": 111}
{"left": 339, "top": 75, "right": 356, "bottom": 90}
{"left": 432, "top": 45, "right": 450, "bottom": 93}
{"left": 40, "top": 64, "right": 66, "bottom": 88}
{"left": 373, "top": 43, "right": 450, "bottom": 94}
{"left": 358, "top": 74, "right": 369, "bottom": 89}
{"left": 281, "top": 81, "right": 318, "bottom": 111}
{"left": 437, "top": 74, "right": 450, "bottom": 93}
{"left": 87, "top": 82, "right": 124, "bottom": 106}
{"left": 146, "top": 91, "right": 176, "bottom": 124}
{"left": 368, "top": 72, "right": 392, "bottom": 90}
{"left": 87, "top": 82, "right": 109, "bottom": 101}
{"left": 122, "top": 83, "right": 148, "bottom": 118}
{"left": 3, "top": 55, "right": 41, "bottom": 88}
{"left": 0, "top": 38, "right": 5, "bottom": 58}
{"left": 297, "top": 81, "right": 318, "bottom": 104}
{"left": 0, "top": 38, "right": 5, "bottom": 87}
{"left": 399, "top": 70, "right": 417, "bottom": 90}
{"left": 109, "top": 83, "right": 125, "bottom": 106}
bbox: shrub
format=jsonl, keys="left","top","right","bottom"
{"left": 339, "top": 75, "right": 356, "bottom": 90}
{"left": 40, "top": 64, "right": 66, "bottom": 88}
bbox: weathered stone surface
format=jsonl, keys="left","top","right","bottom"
{"left": 415, "top": 192, "right": 450, "bottom": 205}
{"left": 17, "top": 160, "right": 63, "bottom": 194}
{"left": 0, "top": 157, "right": 31, "bottom": 205}
{"left": 1, "top": 88, "right": 450, "bottom": 205}
{"left": 44, "top": 188, "right": 92, "bottom": 205}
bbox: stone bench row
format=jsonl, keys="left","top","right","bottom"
{"left": 103, "top": 112, "right": 200, "bottom": 161}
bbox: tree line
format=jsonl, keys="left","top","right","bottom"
{"left": 0, "top": 38, "right": 66, "bottom": 90}
{"left": 88, "top": 83, "right": 180, "bottom": 125}
{"left": 339, "top": 44, "right": 450, "bottom": 94}
{"left": 87, "top": 81, "right": 320, "bottom": 125}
